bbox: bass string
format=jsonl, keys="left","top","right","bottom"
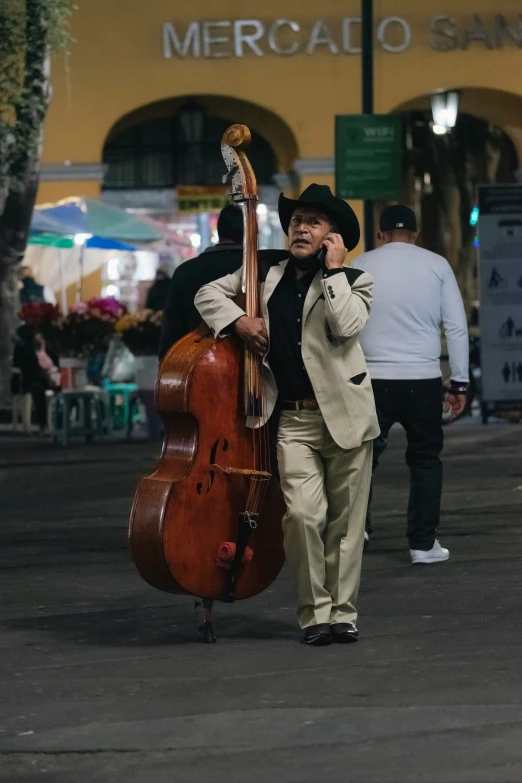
{"left": 242, "top": 200, "right": 254, "bottom": 478}
{"left": 249, "top": 358, "right": 271, "bottom": 515}
{"left": 250, "top": 200, "right": 272, "bottom": 489}
{"left": 243, "top": 199, "right": 272, "bottom": 515}
{"left": 247, "top": 201, "right": 261, "bottom": 474}
{"left": 249, "top": 201, "right": 272, "bottom": 486}
{"left": 245, "top": 200, "right": 260, "bottom": 511}
{"left": 254, "top": 201, "right": 272, "bottom": 481}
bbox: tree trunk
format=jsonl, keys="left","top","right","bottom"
{"left": 0, "top": 154, "right": 41, "bottom": 404}
{"left": 0, "top": 0, "right": 47, "bottom": 405}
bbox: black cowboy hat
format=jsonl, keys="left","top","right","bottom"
{"left": 278, "top": 184, "right": 360, "bottom": 252}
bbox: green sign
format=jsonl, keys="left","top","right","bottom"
{"left": 335, "top": 114, "right": 402, "bottom": 201}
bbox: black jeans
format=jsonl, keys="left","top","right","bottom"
{"left": 366, "top": 379, "right": 444, "bottom": 551}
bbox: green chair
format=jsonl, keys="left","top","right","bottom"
{"left": 52, "top": 390, "right": 111, "bottom": 446}
{"left": 104, "top": 383, "right": 138, "bottom": 431}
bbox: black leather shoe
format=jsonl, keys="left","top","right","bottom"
{"left": 301, "top": 623, "right": 332, "bottom": 646}
{"left": 330, "top": 623, "right": 359, "bottom": 643}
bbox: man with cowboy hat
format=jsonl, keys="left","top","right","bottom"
{"left": 195, "top": 184, "right": 379, "bottom": 646}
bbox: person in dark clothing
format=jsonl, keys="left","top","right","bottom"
{"left": 145, "top": 268, "right": 171, "bottom": 312}
{"left": 159, "top": 205, "right": 245, "bottom": 358}
{"left": 353, "top": 205, "right": 469, "bottom": 563}
{"left": 19, "top": 266, "right": 56, "bottom": 306}
{"left": 12, "top": 325, "right": 61, "bottom": 432}
{"left": 159, "top": 205, "right": 289, "bottom": 358}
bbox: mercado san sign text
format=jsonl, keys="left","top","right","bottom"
{"left": 163, "top": 15, "right": 522, "bottom": 59}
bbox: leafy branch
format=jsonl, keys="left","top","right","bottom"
{"left": 0, "top": 0, "right": 73, "bottom": 197}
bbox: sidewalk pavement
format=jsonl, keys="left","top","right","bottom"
{"left": 1, "top": 422, "right": 522, "bottom": 782}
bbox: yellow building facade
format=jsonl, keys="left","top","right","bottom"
{"left": 38, "top": 0, "right": 522, "bottom": 298}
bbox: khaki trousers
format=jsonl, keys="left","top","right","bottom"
{"left": 277, "top": 409, "right": 373, "bottom": 629}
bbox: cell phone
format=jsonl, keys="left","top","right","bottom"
{"left": 318, "top": 227, "right": 341, "bottom": 266}
{"left": 442, "top": 408, "right": 453, "bottom": 423}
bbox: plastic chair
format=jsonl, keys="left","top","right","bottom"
{"left": 52, "top": 389, "right": 111, "bottom": 446}
{"left": 11, "top": 369, "right": 54, "bottom": 433}
{"left": 12, "top": 391, "right": 32, "bottom": 434}
{"left": 103, "top": 382, "right": 138, "bottom": 432}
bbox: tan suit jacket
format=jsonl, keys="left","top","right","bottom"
{"left": 195, "top": 258, "right": 380, "bottom": 450}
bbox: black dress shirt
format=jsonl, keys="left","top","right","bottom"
{"left": 267, "top": 260, "right": 344, "bottom": 401}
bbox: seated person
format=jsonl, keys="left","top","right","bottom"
{"left": 35, "top": 332, "right": 61, "bottom": 387}
{"left": 12, "top": 325, "right": 61, "bottom": 433}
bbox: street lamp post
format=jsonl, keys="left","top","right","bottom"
{"left": 179, "top": 100, "right": 206, "bottom": 147}
{"left": 178, "top": 101, "right": 210, "bottom": 250}
{"left": 362, "top": 0, "right": 375, "bottom": 251}
{"left": 431, "top": 90, "right": 460, "bottom": 135}
{"left": 179, "top": 100, "right": 207, "bottom": 184}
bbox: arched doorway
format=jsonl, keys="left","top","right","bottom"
{"left": 100, "top": 96, "right": 297, "bottom": 304}
{"left": 102, "top": 105, "right": 279, "bottom": 190}
{"left": 101, "top": 95, "right": 298, "bottom": 302}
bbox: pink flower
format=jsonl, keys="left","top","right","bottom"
{"left": 71, "top": 302, "right": 89, "bottom": 314}
{"left": 86, "top": 296, "right": 127, "bottom": 319}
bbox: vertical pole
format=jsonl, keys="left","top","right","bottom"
{"left": 58, "top": 249, "right": 68, "bottom": 315}
{"left": 362, "top": 0, "right": 375, "bottom": 251}
{"left": 76, "top": 243, "right": 85, "bottom": 303}
{"left": 198, "top": 212, "right": 210, "bottom": 253}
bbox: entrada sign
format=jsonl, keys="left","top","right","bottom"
{"left": 163, "top": 15, "right": 522, "bottom": 59}
{"left": 177, "top": 185, "right": 229, "bottom": 214}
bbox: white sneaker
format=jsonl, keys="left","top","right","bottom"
{"left": 410, "top": 540, "right": 449, "bottom": 565}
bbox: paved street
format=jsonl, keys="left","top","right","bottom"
{"left": 1, "top": 422, "right": 522, "bottom": 783}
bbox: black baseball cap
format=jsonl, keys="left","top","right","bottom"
{"left": 379, "top": 205, "right": 417, "bottom": 232}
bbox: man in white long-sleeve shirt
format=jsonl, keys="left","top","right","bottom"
{"left": 352, "top": 205, "right": 469, "bottom": 564}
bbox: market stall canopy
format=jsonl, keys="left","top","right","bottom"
{"left": 32, "top": 197, "right": 163, "bottom": 242}
{"left": 139, "top": 215, "right": 193, "bottom": 247}
{"left": 28, "top": 233, "right": 136, "bottom": 251}
{"left": 31, "top": 210, "right": 76, "bottom": 235}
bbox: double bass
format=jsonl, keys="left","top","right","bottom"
{"left": 129, "top": 124, "right": 285, "bottom": 641}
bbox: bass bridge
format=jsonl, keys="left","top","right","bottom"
{"left": 212, "top": 464, "right": 271, "bottom": 480}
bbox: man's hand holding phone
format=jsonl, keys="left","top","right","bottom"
{"left": 322, "top": 232, "right": 346, "bottom": 270}
{"left": 444, "top": 391, "right": 467, "bottom": 421}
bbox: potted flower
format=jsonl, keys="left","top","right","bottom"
{"left": 19, "top": 297, "right": 128, "bottom": 388}
{"left": 18, "top": 302, "right": 83, "bottom": 387}
{"left": 19, "top": 302, "right": 61, "bottom": 344}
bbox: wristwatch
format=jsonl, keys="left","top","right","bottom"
{"left": 449, "top": 381, "right": 468, "bottom": 395}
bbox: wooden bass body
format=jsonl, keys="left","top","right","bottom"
{"left": 128, "top": 323, "right": 285, "bottom": 601}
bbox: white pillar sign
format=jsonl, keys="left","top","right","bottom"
{"left": 478, "top": 185, "right": 522, "bottom": 402}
